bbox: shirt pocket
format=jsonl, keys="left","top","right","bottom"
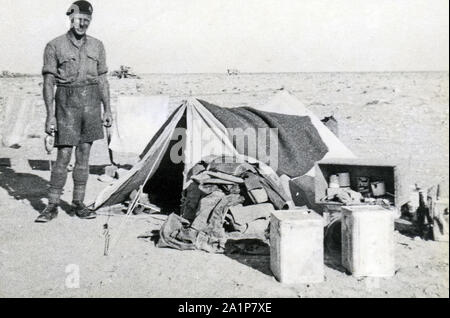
{"left": 57, "top": 53, "right": 78, "bottom": 81}
{"left": 86, "top": 52, "right": 99, "bottom": 77}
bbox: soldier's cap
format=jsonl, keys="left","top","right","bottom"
{"left": 66, "top": 1, "right": 93, "bottom": 16}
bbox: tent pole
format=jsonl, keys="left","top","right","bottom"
{"left": 106, "top": 185, "right": 143, "bottom": 255}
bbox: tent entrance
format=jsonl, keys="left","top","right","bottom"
{"left": 142, "top": 111, "right": 187, "bottom": 213}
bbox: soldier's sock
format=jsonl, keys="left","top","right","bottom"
{"left": 73, "top": 165, "right": 89, "bottom": 203}
{"left": 48, "top": 164, "right": 69, "bottom": 205}
{"left": 72, "top": 184, "right": 86, "bottom": 204}
{"left": 48, "top": 189, "right": 62, "bottom": 205}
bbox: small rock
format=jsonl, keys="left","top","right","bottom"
{"left": 366, "top": 100, "right": 379, "bottom": 106}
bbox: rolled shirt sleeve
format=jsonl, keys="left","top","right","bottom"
{"left": 42, "top": 43, "right": 58, "bottom": 76}
{"left": 97, "top": 42, "right": 108, "bottom": 76}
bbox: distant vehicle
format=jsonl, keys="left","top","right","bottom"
{"left": 111, "top": 65, "right": 140, "bottom": 79}
{"left": 227, "top": 69, "right": 240, "bottom": 76}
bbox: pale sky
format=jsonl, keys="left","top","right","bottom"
{"left": 0, "top": 0, "right": 448, "bottom": 73}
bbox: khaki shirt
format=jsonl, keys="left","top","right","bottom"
{"left": 42, "top": 31, "right": 108, "bottom": 85}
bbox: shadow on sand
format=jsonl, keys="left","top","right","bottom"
{"left": 0, "top": 164, "right": 71, "bottom": 214}
{"left": 27, "top": 159, "right": 132, "bottom": 176}
{"left": 224, "top": 239, "right": 273, "bottom": 276}
{"left": 223, "top": 237, "right": 350, "bottom": 277}
{"left": 225, "top": 253, "right": 273, "bottom": 277}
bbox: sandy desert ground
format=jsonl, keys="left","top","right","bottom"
{"left": 0, "top": 72, "right": 448, "bottom": 298}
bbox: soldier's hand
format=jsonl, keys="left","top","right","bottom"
{"left": 45, "top": 116, "right": 57, "bottom": 135}
{"left": 103, "top": 111, "right": 113, "bottom": 128}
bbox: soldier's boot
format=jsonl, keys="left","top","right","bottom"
{"left": 35, "top": 203, "right": 59, "bottom": 223}
{"left": 71, "top": 201, "right": 96, "bottom": 219}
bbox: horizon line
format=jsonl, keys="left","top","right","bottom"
{"left": 2, "top": 70, "right": 449, "bottom": 77}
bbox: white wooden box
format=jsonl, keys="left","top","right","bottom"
{"left": 341, "top": 205, "right": 395, "bottom": 277}
{"left": 432, "top": 199, "right": 449, "bottom": 242}
{"left": 270, "top": 210, "right": 324, "bottom": 284}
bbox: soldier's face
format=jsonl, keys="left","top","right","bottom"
{"left": 70, "top": 13, "right": 91, "bottom": 36}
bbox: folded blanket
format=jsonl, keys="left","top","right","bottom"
{"left": 199, "top": 100, "right": 329, "bottom": 177}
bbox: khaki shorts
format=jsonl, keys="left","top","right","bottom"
{"left": 55, "top": 83, "right": 104, "bottom": 146}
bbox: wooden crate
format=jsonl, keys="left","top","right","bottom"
{"left": 341, "top": 205, "right": 395, "bottom": 277}
{"left": 270, "top": 210, "right": 324, "bottom": 284}
{"left": 314, "top": 158, "right": 408, "bottom": 211}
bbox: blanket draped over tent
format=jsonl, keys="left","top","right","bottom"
{"left": 199, "top": 100, "right": 328, "bottom": 177}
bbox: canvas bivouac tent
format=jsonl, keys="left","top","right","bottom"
{"left": 1, "top": 96, "right": 37, "bottom": 148}
{"left": 109, "top": 95, "right": 169, "bottom": 155}
{"left": 93, "top": 91, "right": 355, "bottom": 212}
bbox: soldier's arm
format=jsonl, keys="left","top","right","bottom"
{"left": 98, "top": 74, "right": 111, "bottom": 114}
{"left": 99, "top": 73, "right": 112, "bottom": 128}
{"left": 43, "top": 74, "right": 56, "bottom": 134}
{"left": 42, "top": 44, "right": 57, "bottom": 134}
{"left": 43, "top": 74, "right": 55, "bottom": 116}
{"left": 97, "top": 42, "right": 112, "bottom": 127}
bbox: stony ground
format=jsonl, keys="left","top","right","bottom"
{"left": 0, "top": 72, "right": 448, "bottom": 297}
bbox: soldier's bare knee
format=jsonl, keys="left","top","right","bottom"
{"left": 56, "top": 147, "right": 73, "bottom": 166}
{"left": 75, "top": 143, "right": 92, "bottom": 165}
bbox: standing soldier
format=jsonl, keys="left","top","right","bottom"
{"left": 36, "top": 1, "right": 112, "bottom": 222}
